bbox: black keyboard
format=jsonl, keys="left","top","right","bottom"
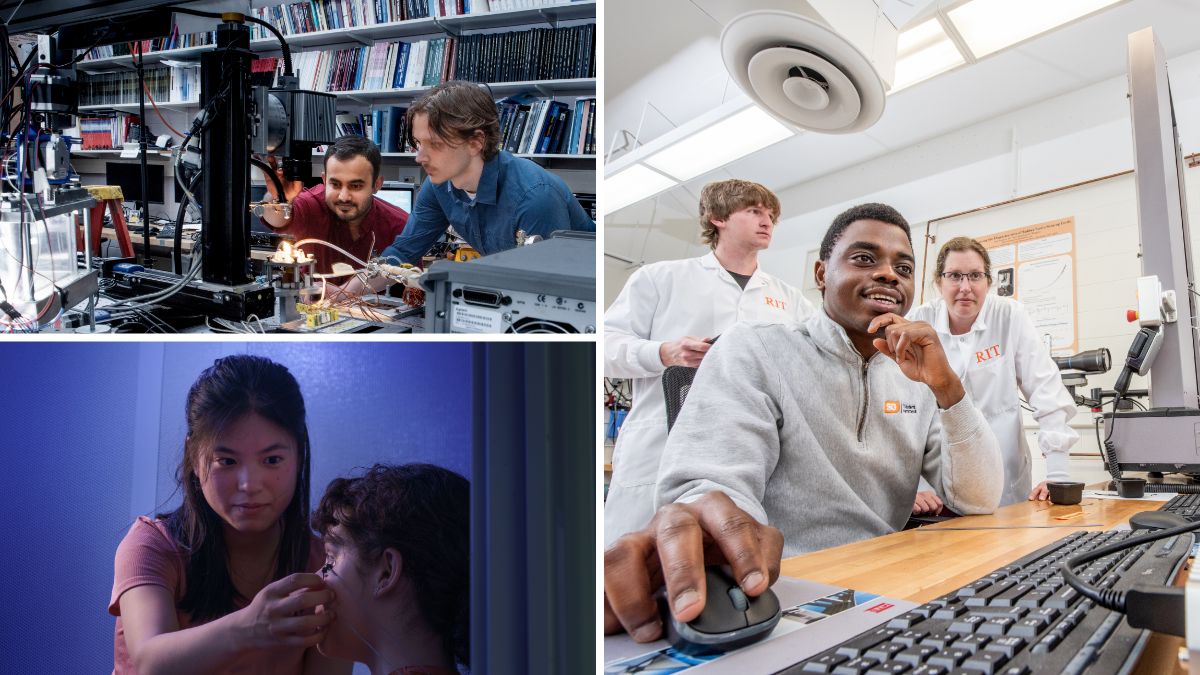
{"left": 1160, "top": 493, "right": 1200, "bottom": 521}
{"left": 783, "top": 529, "right": 1191, "bottom": 675}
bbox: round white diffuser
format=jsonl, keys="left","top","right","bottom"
{"left": 721, "top": 9, "right": 886, "bottom": 133}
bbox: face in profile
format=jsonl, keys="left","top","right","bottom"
{"left": 713, "top": 203, "right": 775, "bottom": 251}
{"left": 317, "top": 524, "right": 375, "bottom": 663}
{"left": 412, "top": 112, "right": 480, "bottom": 186}
{"left": 196, "top": 411, "right": 298, "bottom": 534}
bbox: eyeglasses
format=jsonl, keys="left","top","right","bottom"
{"left": 940, "top": 271, "right": 988, "bottom": 284}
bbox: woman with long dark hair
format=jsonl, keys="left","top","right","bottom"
{"left": 109, "top": 355, "right": 350, "bottom": 674}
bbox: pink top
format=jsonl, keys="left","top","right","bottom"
{"left": 268, "top": 183, "right": 409, "bottom": 275}
{"left": 110, "top": 516, "right": 325, "bottom": 674}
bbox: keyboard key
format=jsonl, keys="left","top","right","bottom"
{"left": 965, "top": 580, "right": 1016, "bottom": 606}
{"left": 910, "top": 605, "right": 937, "bottom": 619}
{"left": 963, "top": 650, "right": 1009, "bottom": 674}
{"left": 948, "top": 615, "right": 986, "bottom": 634}
{"left": 836, "top": 628, "right": 900, "bottom": 658}
{"left": 1016, "top": 590, "right": 1051, "bottom": 608}
{"left": 801, "top": 653, "right": 847, "bottom": 673}
{"left": 957, "top": 579, "right": 993, "bottom": 597}
{"left": 933, "top": 605, "right": 966, "bottom": 620}
{"left": 833, "top": 657, "right": 879, "bottom": 675}
{"left": 895, "top": 630, "right": 929, "bottom": 647}
{"left": 1009, "top": 616, "right": 1050, "bottom": 638}
{"left": 990, "top": 583, "right": 1035, "bottom": 607}
{"left": 1045, "top": 586, "right": 1079, "bottom": 609}
{"left": 952, "top": 634, "right": 990, "bottom": 653}
{"left": 865, "top": 663, "right": 912, "bottom": 674}
{"left": 922, "top": 632, "right": 959, "bottom": 650}
{"left": 895, "top": 645, "right": 939, "bottom": 666}
{"left": 984, "top": 636, "right": 1026, "bottom": 658}
{"left": 1029, "top": 607, "right": 1059, "bottom": 622}
{"left": 978, "top": 616, "right": 1016, "bottom": 636}
{"left": 1030, "top": 630, "right": 1063, "bottom": 654}
{"left": 888, "top": 612, "right": 929, "bottom": 630}
{"left": 865, "top": 641, "right": 906, "bottom": 662}
{"left": 910, "top": 667, "right": 949, "bottom": 675}
{"left": 926, "top": 647, "right": 971, "bottom": 669}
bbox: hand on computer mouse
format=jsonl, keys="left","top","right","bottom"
{"left": 660, "top": 565, "right": 782, "bottom": 655}
{"left": 603, "top": 490, "right": 783, "bottom": 643}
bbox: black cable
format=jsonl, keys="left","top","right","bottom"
{"left": 134, "top": 46, "right": 152, "bottom": 267}
{"left": 1061, "top": 521, "right": 1199, "bottom": 636}
{"left": 172, "top": 171, "right": 199, "bottom": 274}
{"left": 0, "top": 24, "right": 9, "bottom": 128}
{"left": 166, "top": 6, "right": 292, "bottom": 76}
{"left": 249, "top": 156, "right": 286, "bottom": 200}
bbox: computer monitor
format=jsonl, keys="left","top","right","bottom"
{"left": 105, "top": 162, "right": 165, "bottom": 204}
{"left": 377, "top": 181, "right": 415, "bottom": 213}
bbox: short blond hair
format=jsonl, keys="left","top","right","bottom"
{"left": 698, "top": 179, "right": 781, "bottom": 249}
{"left": 934, "top": 236, "right": 992, "bottom": 285}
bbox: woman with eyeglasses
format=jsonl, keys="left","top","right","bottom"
{"left": 907, "top": 237, "right": 1079, "bottom": 511}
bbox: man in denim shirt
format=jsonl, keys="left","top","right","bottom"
{"left": 345, "top": 81, "right": 594, "bottom": 294}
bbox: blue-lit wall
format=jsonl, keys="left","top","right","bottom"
{"left": 0, "top": 342, "right": 472, "bottom": 674}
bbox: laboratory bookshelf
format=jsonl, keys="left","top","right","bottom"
{"left": 71, "top": 0, "right": 597, "bottom": 183}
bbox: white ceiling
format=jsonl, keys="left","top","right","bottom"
{"left": 604, "top": 0, "right": 1200, "bottom": 263}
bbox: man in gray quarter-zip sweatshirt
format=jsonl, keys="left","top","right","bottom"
{"left": 604, "top": 203, "right": 1003, "bottom": 646}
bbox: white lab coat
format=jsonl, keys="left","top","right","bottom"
{"left": 908, "top": 294, "right": 1079, "bottom": 506}
{"left": 604, "top": 252, "right": 815, "bottom": 544}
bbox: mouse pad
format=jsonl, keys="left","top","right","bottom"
{"left": 603, "top": 577, "right": 915, "bottom": 674}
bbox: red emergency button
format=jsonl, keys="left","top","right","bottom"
{"left": 1126, "top": 309, "right": 1138, "bottom": 322}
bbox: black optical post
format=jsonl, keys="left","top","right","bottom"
{"left": 200, "top": 20, "right": 252, "bottom": 286}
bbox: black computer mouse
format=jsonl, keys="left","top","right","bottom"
{"left": 660, "top": 566, "right": 781, "bottom": 656}
{"left": 1129, "top": 510, "right": 1191, "bottom": 530}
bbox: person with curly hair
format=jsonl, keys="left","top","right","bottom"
{"left": 313, "top": 464, "right": 470, "bottom": 675}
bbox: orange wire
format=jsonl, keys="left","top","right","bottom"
{"left": 140, "top": 79, "right": 187, "bottom": 138}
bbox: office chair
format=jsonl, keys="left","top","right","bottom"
{"left": 662, "top": 335, "right": 721, "bottom": 431}
{"left": 662, "top": 365, "right": 699, "bottom": 432}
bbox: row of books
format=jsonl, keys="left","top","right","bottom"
{"left": 79, "top": 58, "right": 281, "bottom": 107}
{"left": 77, "top": 114, "right": 143, "bottom": 150}
{"left": 79, "top": 0, "right": 584, "bottom": 61}
{"left": 335, "top": 95, "right": 594, "bottom": 156}
{"left": 455, "top": 23, "right": 594, "bottom": 82}
{"left": 83, "top": 26, "right": 215, "bottom": 60}
{"left": 292, "top": 38, "right": 455, "bottom": 92}
{"left": 290, "top": 22, "right": 592, "bottom": 93}
{"left": 341, "top": 108, "right": 414, "bottom": 152}
{"left": 249, "top": 0, "right": 496, "bottom": 36}
{"left": 78, "top": 68, "right": 178, "bottom": 107}
{"left": 497, "top": 96, "right": 595, "bottom": 155}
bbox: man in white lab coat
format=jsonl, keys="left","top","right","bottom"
{"left": 603, "top": 179, "right": 815, "bottom": 545}
{"left": 908, "top": 236, "right": 1079, "bottom": 508}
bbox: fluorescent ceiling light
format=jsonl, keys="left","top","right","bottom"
{"left": 603, "top": 164, "right": 676, "bottom": 216}
{"left": 948, "top": 0, "right": 1125, "bottom": 59}
{"left": 892, "top": 18, "right": 965, "bottom": 92}
{"left": 642, "top": 105, "right": 795, "bottom": 182}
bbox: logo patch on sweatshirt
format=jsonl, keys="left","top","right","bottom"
{"left": 884, "top": 401, "right": 918, "bottom": 414}
{"left": 765, "top": 296, "right": 787, "bottom": 310}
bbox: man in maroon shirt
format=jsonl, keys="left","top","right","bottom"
{"left": 260, "top": 135, "right": 408, "bottom": 275}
